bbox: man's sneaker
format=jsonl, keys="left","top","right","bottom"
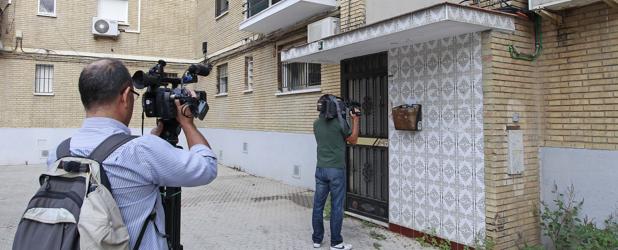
{"left": 330, "top": 243, "right": 352, "bottom": 250}
{"left": 313, "top": 243, "right": 321, "bottom": 248}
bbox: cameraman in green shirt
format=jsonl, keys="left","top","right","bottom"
{"left": 311, "top": 94, "right": 359, "bottom": 250}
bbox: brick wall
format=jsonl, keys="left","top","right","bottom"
{"left": 340, "top": 0, "right": 365, "bottom": 32}
{"left": 0, "top": 56, "right": 188, "bottom": 128}
{"left": 480, "top": 1, "right": 544, "bottom": 249}
{"left": 540, "top": 2, "right": 618, "bottom": 150}
{"left": 197, "top": 0, "right": 255, "bottom": 56}
{"left": 0, "top": 0, "right": 200, "bottom": 59}
{"left": 194, "top": 44, "right": 341, "bottom": 133}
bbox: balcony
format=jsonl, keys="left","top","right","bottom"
{"left": 240, "top": 0, "right": 337, "bottom": 34}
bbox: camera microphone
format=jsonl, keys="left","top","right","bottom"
{"left": 188, "top": 63, "right": 212, "bottom": 76}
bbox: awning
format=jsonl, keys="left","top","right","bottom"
{"left": 281, "top": 3, "right": 515, "bottom": 64}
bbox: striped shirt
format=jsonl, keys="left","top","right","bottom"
{"left": 47, "top": 117, "right": 218, "bottom": 249}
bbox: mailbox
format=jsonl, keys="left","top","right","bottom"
{"left": 392, "top": 104, "right": 422, "bottom": 131}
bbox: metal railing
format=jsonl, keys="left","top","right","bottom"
{"left": 281, "top": 62, "right": 321, "bottom": 91}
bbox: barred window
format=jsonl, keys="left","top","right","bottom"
{"left": 217, "top": 64, "right": 228, "bottom": 94}
{"left": 35, "top": 64, "right": 54, "bottom": 94}
{"left": 216, "top": 0, "right": 229, "bottom": 17}
{"left": 281, "top": 62, "right": 321, "bottom": 91}
{"left": 38, "top": 0, "right": 56, "bottom": 16}
{"left": 245, "top": 57, "right": 254, "bottom": 91}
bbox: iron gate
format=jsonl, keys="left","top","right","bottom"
{"left": 342, "top": 52, "right": 389, "bottom": 222}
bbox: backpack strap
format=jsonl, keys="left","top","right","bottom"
{"left": 56, "top": 138, "right": 72, "bottom": 158}
{"left": 133, "top": 201, "right": 168, "bottom": 250}
{"left": 88, "top": 133, "right": 138, "bottom": 191}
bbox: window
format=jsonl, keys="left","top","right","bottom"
{"left": 245, "top": 57, "right": 254, "bottom": 91}
{"left": 217, "top": 64, "right": 228, "bottom": 94}
{"left": 35, "top": 64, "right": 54, "bottom": 94}
{"left": 216, "top": 0, "right": 229, "bottom": 17}
{"left": 280, "top": 62, "right": 321, "bottom": 91}
{"left": 38, "top": 0, "right": 56, "bottom": 16}
{"left": 247, "top": 0, "right": 282, "bottom": 18}
{"left": 98, "top": 0, "right": 129, "bottom": 23}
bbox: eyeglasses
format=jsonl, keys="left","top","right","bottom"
{"left": 128, "top": 87, "right": 140, "bottom": 97}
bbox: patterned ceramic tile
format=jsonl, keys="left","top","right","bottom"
{"left": 389, "top": 32, "right": 484, "bottom": 245}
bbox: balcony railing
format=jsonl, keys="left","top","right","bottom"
{"left": 247, "top": 0, "right": 282, "bottom": 18}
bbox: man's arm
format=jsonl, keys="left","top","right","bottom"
{"left": 144, "top": 99, "right": 217, "bottom": 187}
{"left": 346, "top": 115, "right": 360, "bottom": 145}
{"left": 136, "top": 137, "right": 217, "bottom": 187}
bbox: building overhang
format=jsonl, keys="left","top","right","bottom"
{"left": 281, "top": 3, "right": 516, "bottom": 64}
{"left": 239, "top": 0, "right": 337, "bottom": 34}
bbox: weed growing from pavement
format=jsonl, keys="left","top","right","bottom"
{"left": 372, "top": 242, "right": 382, "bottom": 249}
{"left": 370, "top": 230, "right": 387, "bottom": 241}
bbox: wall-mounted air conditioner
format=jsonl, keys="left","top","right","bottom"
{"left": 529, "top": 0, "right": 601, "bottom": 10}
{"left": 92, "top": 17, "right": 119, "bottom": 37}
{"left": 307, "top": 17, "right": 340, "bottom": 43}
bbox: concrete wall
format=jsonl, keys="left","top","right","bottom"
{"left": 365, "top": 0, "right": 459, "bottom": 25}
{"left": 540, "top": 147, "right": 618, "bottom": 225}
{"left": 205, "top": 128, "right": 318, "bottom": 189}
{"left": 0, "top": 127, "right": 175, "bottom": 166}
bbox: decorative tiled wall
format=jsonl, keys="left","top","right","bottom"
{"left": 388, "top": 32, "right": 484, "bottom": 245}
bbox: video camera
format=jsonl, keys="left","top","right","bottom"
{"left": 132, "top": 60, "right": 211, "bottom": 120}
{"left": 317, "top": 94, "right": 362, "bottom": 120}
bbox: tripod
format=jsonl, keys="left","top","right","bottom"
{"left": 158, "top": 119, "right": 183, "bottom": 250}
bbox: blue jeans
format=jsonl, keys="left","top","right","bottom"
{"left": 312, "top": 167, "right": 346, "bottom": 246}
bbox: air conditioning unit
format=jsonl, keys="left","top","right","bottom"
{"left": 308, "top": 17, "right": 340, "bottom": 43}
{"left": 92, "top": 17, "right": 119, "bottom": 37}
{"left": 529, "top": 0, "right": 601, "bottom": 10}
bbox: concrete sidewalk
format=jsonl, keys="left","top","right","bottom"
{"left": 0, "top": 165, "right": 428, "bottom": 250}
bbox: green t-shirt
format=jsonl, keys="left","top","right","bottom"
{"left": 314, "top": 117, "right": 352, "bottom": 168}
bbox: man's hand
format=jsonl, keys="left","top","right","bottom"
{"left": 346, "top": 112, "right": 360, "bottom": 144}
{"left": 175, "top": 89, "right": 197, "bottom": 128}
{"left": 151, "top": 120, "right": 164, "bottom": 136}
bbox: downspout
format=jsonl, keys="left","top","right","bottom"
{"left": 508, "top": 13, "right": 542, "bottom": 61}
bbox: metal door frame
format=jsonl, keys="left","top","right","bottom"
{"left": 341, "top": 52, "right": 389, "bottom": 222}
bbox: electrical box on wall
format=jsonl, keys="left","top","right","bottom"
{"left": 507, "top": 130, "right": 525, "bottom": 175}
{"left": 392, "top": 104, "right": 422, "bottom": 131}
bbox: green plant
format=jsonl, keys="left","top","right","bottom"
{"left": 415, "top": 229, "right": 451, "bottom": 250}
{"left": 369, "top": 230, "right": 387, "bottom": 241}
{"left": 372, "top": 242, "right": 382, "bottom": 250}
{"left": 472, "top": 232, "right": 495, "bottom": 250}
{"left": 540, "top": 184, "right": 618, "bottom": 250}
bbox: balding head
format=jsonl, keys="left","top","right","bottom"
{"left": 78, "top": 59, "right": 132, "bottom": 110}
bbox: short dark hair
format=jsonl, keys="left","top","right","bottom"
{"left": 78, "top": 59, "right": 132, "bottom": 110}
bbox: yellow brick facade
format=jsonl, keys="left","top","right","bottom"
{"left": 196, "top": 0, "right": 255, "bottom": 56}
{"left": 1, "top": 0, "right": 200, "bottom": 59}
{"left": 193, "top": 0, "right": 344, "bottom": 133}
{"left": 0, "top": 0, "right": 203, "bottom": 128}
{"left": 195, "top": 47, "right": 340, "bottom": 133}
{"left": 540, "top": 2, "right": 618, "bottom": 150}
{"left": 479, "top": 0, "right": 544, "bottom": 248}
{"left": 0, "top": 55, "right": 187, "bottom": 128}
{"left": 340, "top": 0, "right": 366, "bottom": 32}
